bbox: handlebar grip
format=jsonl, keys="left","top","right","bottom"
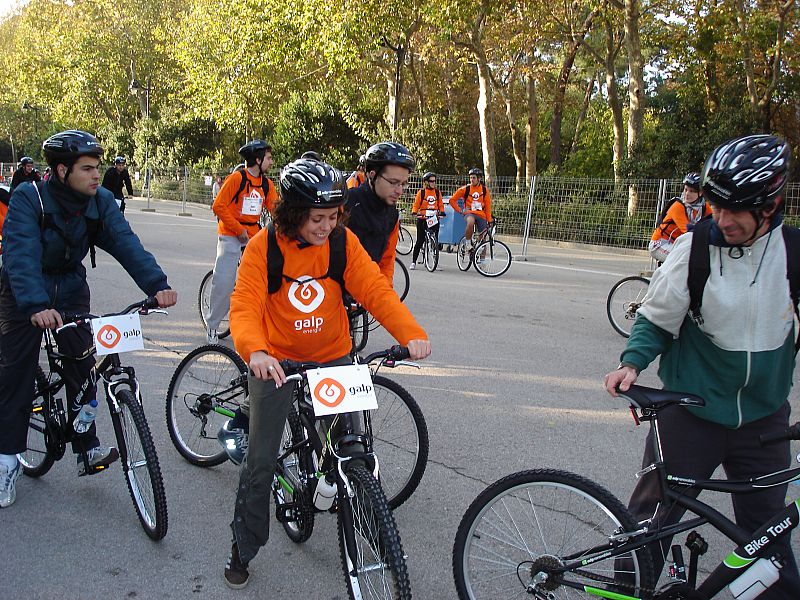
{"left": 390, "top": 345, "right": 410, "bottom": 360}
{"left": 144, "top": 296, "right": 159, "bottom": 310}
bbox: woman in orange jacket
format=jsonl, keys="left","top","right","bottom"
{"left": 221, "top": 157, "right": 430, "bottom": 589}
{"left": 409, "top": 171, "right": 445, "bottom": 269}
{"left": 648, "top": 172, "right": 711, "bottom": 263}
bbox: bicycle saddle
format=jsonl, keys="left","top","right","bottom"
{"left": 617, "top": 384, "right": 705, "bottom": 410}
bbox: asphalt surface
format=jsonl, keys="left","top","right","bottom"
{"left": 2, "top": 196, "right": 798, "bottom": 599}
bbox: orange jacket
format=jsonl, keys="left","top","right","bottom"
{"left": 651, "top": 200, "right": 712, "bottom": 243}
{"left": 346, "top": 171, "right": 365, "bottom": 189}
{"left": 0, "top": 201, "right": 7, "bottom": 253}
{"left": 449, "top": 184, "right": 492, "bottom": 222}
{"left": 212, "top": 169, "right": 278, "bottom": 237}
{"left": 230, "top": 227, "right": 427, "bottom": 364}
{"left": 412, "top": 188, "right": 444, "bottom": 217}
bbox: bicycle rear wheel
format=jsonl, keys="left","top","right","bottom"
{"left": 393, "top": 257, "right": 410, "bottom": 301}
{"left": 606, "top": 276, "right": 650, "bottom": 337}
{"left": 424, "top": 234, "right": 439, "bottom": 272}
{"left": 473, "top": 239, "right": 511, "bottom": 277}
{"left": 198, "top": 269, "right": 231, "bottom": 339}
{"left": 349, "top": 309, "right": 369, "bottom": 354}
{"left": 18, "top": 367, "right": 56, "bottom": 477}
{"left": 166, "top": 344, "right": 247, "bottom": 466}
{"left": 456, "top": 238, "right": 472, "bottom": 271}
{"left": 395, "top": 226, "right": 413, "bottom": 256}
{"left": 111, "top": 388, "right": 168, "bottom": 540}
{"left": 338, "top": 464, "right": 411, "bottom": 599}
{"left": 453, "top": 469, "right": 655, "bottom": 599}
{"left": 371, "top": 375, "right": 428, "bottom": 509}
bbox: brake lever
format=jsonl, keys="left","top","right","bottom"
{"left": 140, "top": 308, "right": 168, "bottom": 316}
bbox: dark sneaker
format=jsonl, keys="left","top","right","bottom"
{"left": 224, "top": 543, "right": 250, "bottom": 589}
{"left": 77, "top": 446, "right": 120, "bottom": 476}
{"left": 218, "top": 420, "right": 248, "bottom": 465}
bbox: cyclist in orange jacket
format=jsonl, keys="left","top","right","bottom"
{"left": 221, "top": 157, "right": 430, "bottom": 589}
{"left": 449, "top": 167, "right": 492, "bottom": 247}
{"left": 409, "top": 171, "right": 445, "bottom": 269}
{"left": 648, "top": 172, "right": 711, "bottom": 263}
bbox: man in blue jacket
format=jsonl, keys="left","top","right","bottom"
{"left": 0, "top": 130, "right": 177, "bottom": 508}
{"left": 605, "top": 134, "right": 799, "bottom": 597}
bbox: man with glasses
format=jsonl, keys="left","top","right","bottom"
{"left": 409, "top": 172, "right": 445, "bottom": 270}
{"left": 449, "top": 167, "right": 492, "bottom": 252}
{"left": 345, "top": 141, "right": 416, "bottom": 282}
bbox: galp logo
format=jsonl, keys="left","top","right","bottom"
{"left": 426, "top": 194, "right": 437, "bottom": 206}
{"left": 96, "top": 324, "right": 122, "bottom": 349}
{"left": 246, "top": 190, "right": 262, "bottom": 201}
{"left": 288, "top": 277, "right": 325, "bottom": 313}
{"left": 314, "top": 378, "right": 346, "bottom": 407}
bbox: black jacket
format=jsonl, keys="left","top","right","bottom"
{"left": 10, "top": 167, "right": 41, "bottom": 190}
{"left": 102, "top": 166, "right": 134, "bottom": 199}
{"left": 345, "top": 180, "right": 398, "bottom": 263}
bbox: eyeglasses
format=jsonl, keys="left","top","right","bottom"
{"left": 378, "top": 174, "right": 410, "bottom": 191}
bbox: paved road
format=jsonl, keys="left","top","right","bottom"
{"left": 3, "top": 197, "right": 798, "bottom": 599}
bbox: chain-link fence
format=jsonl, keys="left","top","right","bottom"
{"left": 134, "top": 165, "right": 800, "bottom": 252}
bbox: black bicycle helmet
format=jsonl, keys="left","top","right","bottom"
{"left": 468, "top": 167, "right": 483, "bottom": 178}
{"left": 358, "top": 154, "right": 366, "bottom": 167}
{"left": 682, "top": 172, "right": 701, "bottom": 190}
{"left": 42, "top": 130, "right": 104, "bottom": 167}
{"left": 280, "top": 158, "right": 347, "bottom": 208}
{"left": 238, "top": 139, "right": 271, "bottom": 161}
{"left": 114, "top": 156, "right": 127, "bottom": 165}
{"left": 423, "top": 171, "right": 436, "bottom": 181}
{"left": 701, "top": 134, "right": 791, "bottom": 210}
{"left": 19, "top": 156, "right": 34, "bottom": 166}
{"left": 364, "top": 142, "right": 415, "bottom": 172}
{"left": 300, "top": 150, "right": 321, "bottom": 161}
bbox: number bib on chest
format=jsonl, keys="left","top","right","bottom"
{"left": 241, "top": 192, "right": 263, "bottom": 216}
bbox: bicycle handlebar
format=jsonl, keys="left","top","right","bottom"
{"left": 279, "top": 346, "right": 410, "bottom": 376}
{"left": 759, "top": 422, "right": 800, "bottom": 445}
{"left": 56, "top": 296, "right": 162, "bottom": 334}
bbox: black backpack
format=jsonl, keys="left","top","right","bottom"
{"left": 655, "top": 197, "right": 681, "bottom": 234}
{"left": 266, "top": 224, "right": 346, "bottom": 294}
{"left": 687, "top": 216, "right": 800, "bottom": 352}
{"left": 230, "top": 167, "right": 274, "bottom": 210}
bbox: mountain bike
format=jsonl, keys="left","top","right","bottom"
{"left": 165, "top": 344, "right": 428, "bottom": 510}
{"left": 607, "top": 272, "right": 652, "bottom": 337}
{"left": 199, "top": 268, "right": 231, "bottom": 340}
{"left": 18, "top": 297, "right": 169, "bottom": 540}
{"left": 420, "top": 211, "right": 443, "bottom": 273}
{"left": 348, "top": 257, "right": 411, "bottom": 353}
{"left": 452, "top": 384, "right": 800, "bottom": 599}
{"left": 456, "top": 219, "right": 512, "bottom": 278}
{"left": 396, "top": 209, "right": 414, "bottom": 256}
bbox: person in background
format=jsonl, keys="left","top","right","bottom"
{"left": 648, "top": 172, "right": 710, "bottom": 263}
{"left": 409, "top": 171, "right": 444, "bottom": 270}
{"left": 10, "top": 157, "right": 41, "bottom": 191}
{"left": 212, "top": 176, "right": 223, "bottom": 200}
{"left": 449, "top": 167, "right": 492, "bottom": 249}
{"left": 346, "top": 155, "right": 366, "bottom": 189}
{"left": 101, "top": 156, "right": 134, "bottom": 213}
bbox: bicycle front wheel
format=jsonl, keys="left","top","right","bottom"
{"left": 198, "top": 269, "right": 231, "bottom": 339}
{"left": 473, "top": 239, "right": 511, "bottom": 278}
{"left": 424, "top": 235, "right": 439, "bottom": 272}
{"left": 453, "top": 469, "right": 655, "bottom": 600}
{"left": 338, "top": 465, "right": 411, "bottom": 600}
{"left": 606, "top": 276, "right": 650, "bottom": 338}
{"left": 395, "top": 226, "right": 413, "bottom": 256}
{"left": 18, "top": 367, "right": 56, "bottom": 477}
{"left": 393, "top": 257, "right": 410, "bottom": 302}
{"left": 371, "top": 375, "right": 428, "bottom": 509}
{"left": 456, "top": 238, "right": 472, "bottom": 271}
{"left": 166, "top": 344, "right": 247, "bottom": 466}
{"left": 111, "top": 388, "right": 168, "bottom": 540}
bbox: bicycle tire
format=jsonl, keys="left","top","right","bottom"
{"left": 456, "top": 238, "right": 472, "bottom": 271}
{"left": 371, "top": 375, "right": 428, "bottom": 509}
{"left": 606, "top": 276, "right": 650, "bottom": 338}
{"left": 274, "top": 406, "right": 315, "bottom": 543}
{"left": 395, "top": 225, "right": 413, "bottom": 256}
{"left": 338, "top": 464, "right": 412, "bottom": 600}
{"left": 111, "top": 388, "right": 169, "bottom": 540}
{"left": 166, "top": 344, "right": 247, "bottom": 467}
{"left": 473, "top": 239, "right": 511, "bottom": 278}
{"left": 453, "top": 469, "right": 655, "bottom": 600}
{"left": 350, "top": 310, "right": 369, "bottom": 354}
{"left": 18, "top": 367, "right": 56, "bottom": 477}
{"left": 424, "top": 234, "right": 439, "bottom": 272}
{"left": 198, "top": 269, "right": 231, "bottom": 340}
{"left": 393, "top": 257, "right": 410, "bottom": 302}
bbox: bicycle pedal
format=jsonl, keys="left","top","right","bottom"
{"left": 78, "top": 463, "right": 110, "bottom": 477}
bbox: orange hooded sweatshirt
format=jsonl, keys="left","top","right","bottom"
{"left": 212, "top": 169, "right": 278, "bottom": 238}
{"left": 449, "top": 184, "right": 492, "bottom": 222}
{"left": 230, "top": 227, "right": 427, "bottom": 364}
{"left": 651, "top": 200, "right": 712, "bottom": 243}
{"left": 412, "top": 187, "right": 444, "bottom": 217}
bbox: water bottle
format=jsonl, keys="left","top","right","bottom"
{"left": 73, "top": 399, "right": 98, "bottom": 434}
{"left": 728, "top": 557, "right": 781, "bottom": 600}
{"left": 313, "top": 474, "right": 337, "bottom": 511}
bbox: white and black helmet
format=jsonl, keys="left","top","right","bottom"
{"left": 701, "top": 134, "right": 791, "bottom": 210}
{"left": 42, "top": 130, "right": 104, "bottom": 167}
{"left": 280, "top": 158, "right": 347, "bottom": 208}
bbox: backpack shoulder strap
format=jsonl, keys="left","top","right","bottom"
{"left": 781, "top": 225, "right": 800, "bottom": 353}
{"left": 326, "top": 228, "right": 347, "bottom": 289}
{"left": 267, "top": 223, "right": 284, "bottom": 294}
{"left": 231, "top": 169, "right": 248, "bottom": 205}
{"left": 687, "top": 216, "right": 713, "bottom": 326}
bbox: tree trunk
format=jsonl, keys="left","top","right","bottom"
{"left": 469, "top": 2, "right": 496, "bottom": 182}
{"left": 525, "top": 74, "right": 538, "bottom": 179}
{"left": 568, "top": 74, "right": 595, "bottom": 159}
{"left": 624, "top": 0, "right": 644, "bottom": 216}
{"left": 495, "top": 74, "right": 525, "bottom": 185}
